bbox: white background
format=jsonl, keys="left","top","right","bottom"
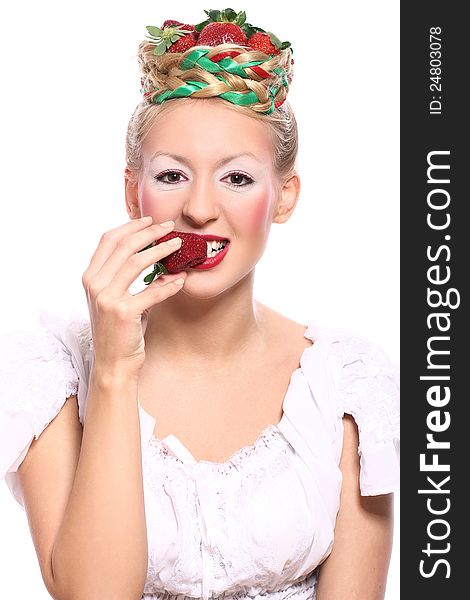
{"left": 0, "top": 1, "right": 399, "bottom": 597}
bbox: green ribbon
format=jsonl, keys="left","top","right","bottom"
{"left": 180, "top": 48, "right": 270, "bottom": 80}
{"left": 154, "top": 80, "right": 207, "bottom": 102}
{"left": 152, "top": 48, "right": 290, "bottom": 114}
{"left": 154, "top": 78, "right": 260, "bottom": 108}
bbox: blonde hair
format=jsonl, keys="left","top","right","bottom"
{"left": 125, "top": 41, "right": 298, "bottom": 186}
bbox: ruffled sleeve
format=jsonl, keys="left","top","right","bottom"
{"left": 0, "top": 310, "right": 93, "bottom": 509}
{"left": 329, "top": 329, "right": 400, "bottom": 496}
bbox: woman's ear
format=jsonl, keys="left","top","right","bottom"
{"left": 124, "top": 167, "right": 141, "bottom": 219}
{"left": 272, "top": 171, "right": 301, "bottom": 224}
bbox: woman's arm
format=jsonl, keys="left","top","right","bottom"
{"left": 18, "top": 368, "right": 148, "bottom": 600}
{"left": 52, "top": 368, "right": 148, "bottom": 599}
{"left": 315, "top": 415, "right": 394, "bottom": 600}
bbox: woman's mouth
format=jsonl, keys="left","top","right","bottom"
{"left": 206, "top": 239, "right": 229, "bottom": 258}
{"left": 192, "top": 239, "right": 230, "bottom": 269}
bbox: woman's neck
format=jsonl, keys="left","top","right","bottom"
{"left": 143, "top": 273, "right": 270, "bottom": 366}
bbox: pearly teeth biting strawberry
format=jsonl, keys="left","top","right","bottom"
{"left": 139, "top": 231, "right": 209, "bottom": 284}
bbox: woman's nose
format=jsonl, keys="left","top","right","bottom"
{"left": 181, "top": 179, "right": 220, "bottom": 225}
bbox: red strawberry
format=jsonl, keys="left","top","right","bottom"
{"left": 142, "top": 231, "right": 208, "bottom": 283}
{"left": 248, "top": 32, "right": 281, "bottom": 55}
{"left": 162, "top": 19, "right": 198, "bottom": 52}
{"left": 162, "top": 19, "right": 182, "bottom": 28}
{"left": 198, "top": 22, "right": 248, "bottom": 47}
{"left": 147, "top": 22, "right": 198, "bottom": 56}
{"left": 168, "top": 33, "right": 197, "bottom": 53}
{"left": 162, "top": 21, "right": 198, "bottom": 53}
{"left": 162, "top": 20, "right": 197, "bottom": 35}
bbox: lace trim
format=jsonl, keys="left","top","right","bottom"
{"left": 146, "top": 424, "right": 289, "bottom": 475}
{"left": 142, "top": 568, "right": 318, "bottom": 600}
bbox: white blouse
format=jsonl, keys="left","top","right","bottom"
{"left": 0, "top": 311, "right": 400, "bottom": 600}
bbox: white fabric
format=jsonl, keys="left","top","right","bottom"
{"left": 0, "top": 310, "right": 400, "bottom": 600}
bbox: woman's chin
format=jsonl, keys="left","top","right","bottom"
{"left": 178, "top": 283, "right": 228, "bottom": 300}
{"left": 178, "top": 267, "right": 254, "bottom": 300}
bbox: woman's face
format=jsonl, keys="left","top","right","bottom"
{"left": 133, "top": 99, "right": 284, "bottom": 297}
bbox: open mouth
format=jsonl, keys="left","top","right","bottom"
{"left": 206, "top": 239, "right": 229, "bottom": 258}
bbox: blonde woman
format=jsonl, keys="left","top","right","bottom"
{"left": 0, "top": 8, "right": 399, "bottom": 600}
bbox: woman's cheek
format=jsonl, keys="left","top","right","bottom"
{"left": 245, "top": 192, "right": 273, "bottom": 233}
{"left": 140, "top": 188, "right": 170, "bottom": 221}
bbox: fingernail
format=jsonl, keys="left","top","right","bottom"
{"left": 159, "top": 220, "right": 175, "bottom": 228}
{"left": 167, "top": 236, "right": 182, "bottom": 246}
{"left": 174, "top": 278, "right": 185, "bottom": 285}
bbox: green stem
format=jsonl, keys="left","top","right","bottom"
{"left": 143, "top": 262, "right": 168, "bottom": 285}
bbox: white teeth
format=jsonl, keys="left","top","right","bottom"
{"left": 206, "top": 240, "right": 227, "bottom": 257}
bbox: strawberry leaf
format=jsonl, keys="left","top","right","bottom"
{"left": 170, "top": 34, "right": 180, "bottom": 42}
{"left": 236, "top": 10, "right": 247, "bottom": 25}
{"left": 268, "top": 32, "right": 282, "bottom": 47}
{"left": 195, "top": 19, "right": 210, "bottom": 32}
{"left": 153, "top": 42, "right": 168, "bottom": 56}
{"left": 147, "top": 25, "right": 163, "bottom": 38}
{"left": 207, "top": 9, "right": 221, "bottom": 21}
{"left": 244, "top": 23, "right": 265, "bottom": 38}
{"left": 222, "top": 8, "right": 238, "bottom": 21}
{"left": 243, "top": 25, "right": 257, "bottom": 38}
{"left": 280, "top": 41, "right": 291, "bottom": 49}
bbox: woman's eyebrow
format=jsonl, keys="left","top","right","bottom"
{"left": 150, "top": 151, "right": 261, "bottom": 168}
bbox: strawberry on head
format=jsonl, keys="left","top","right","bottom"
{"left": 198, "top": 22, "right": 248, "bottom": 46}
{"left": 146, "top": 7, "right": 291, "bottom": 56}
{"left": 248, "top": 31, "right": 290, "bottom": 55}
{"left": 146, "top": 21, "right": 198, "bottom": 55}
{"left": 195, "top": 8, "right": 291, "bottom": 52}
{"left": 195, "top": 7, "right": 255, "bottom": 47}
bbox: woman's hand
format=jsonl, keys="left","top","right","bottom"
{"left": 82, "top": 217, "right": 186, "bottom": 376}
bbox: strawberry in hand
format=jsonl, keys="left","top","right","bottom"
{"left": 139, "top": 231, "right": 208, "bottom": 284}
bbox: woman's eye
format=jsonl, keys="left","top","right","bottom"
{"left": 224, "top": 172, "right": 254, "bottom": 188}
{"left": 153, "top": 170, "right": 254, "bottom": 188}
{"left": 154, "top": 170, "right": 186, "bottom": 184}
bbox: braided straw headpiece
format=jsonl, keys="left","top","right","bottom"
{"left": 138, "top": 9, "right": 294, "bottom": 115}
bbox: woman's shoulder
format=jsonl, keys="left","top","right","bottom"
{"left": 303, "top": 318, "right": 398, "bottom": 373}
{"left": 299, "top": 318, "right": 400, "bottom": 496}
{"left": 0, "top": 309, "right": 93, "bottom": 492}
{"left": 257, "top": 303, "right": 313, "bottom": 352}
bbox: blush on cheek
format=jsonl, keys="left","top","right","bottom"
{"left": 140, "top": 192, "right": 169, "bottom": 222}
{"left": 247, "top": 194, "right": 272, "bottom": 232}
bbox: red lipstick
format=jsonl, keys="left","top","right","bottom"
{"left": 192, "top": 240, "right": 230, "bottom": 270}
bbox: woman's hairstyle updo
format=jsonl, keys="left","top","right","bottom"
{"left": 125, "top": 40, "right": 298, "bottom": 187}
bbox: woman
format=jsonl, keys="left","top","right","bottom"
{"left": 0, "top": 7, "right": 399, "bottom": 600}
